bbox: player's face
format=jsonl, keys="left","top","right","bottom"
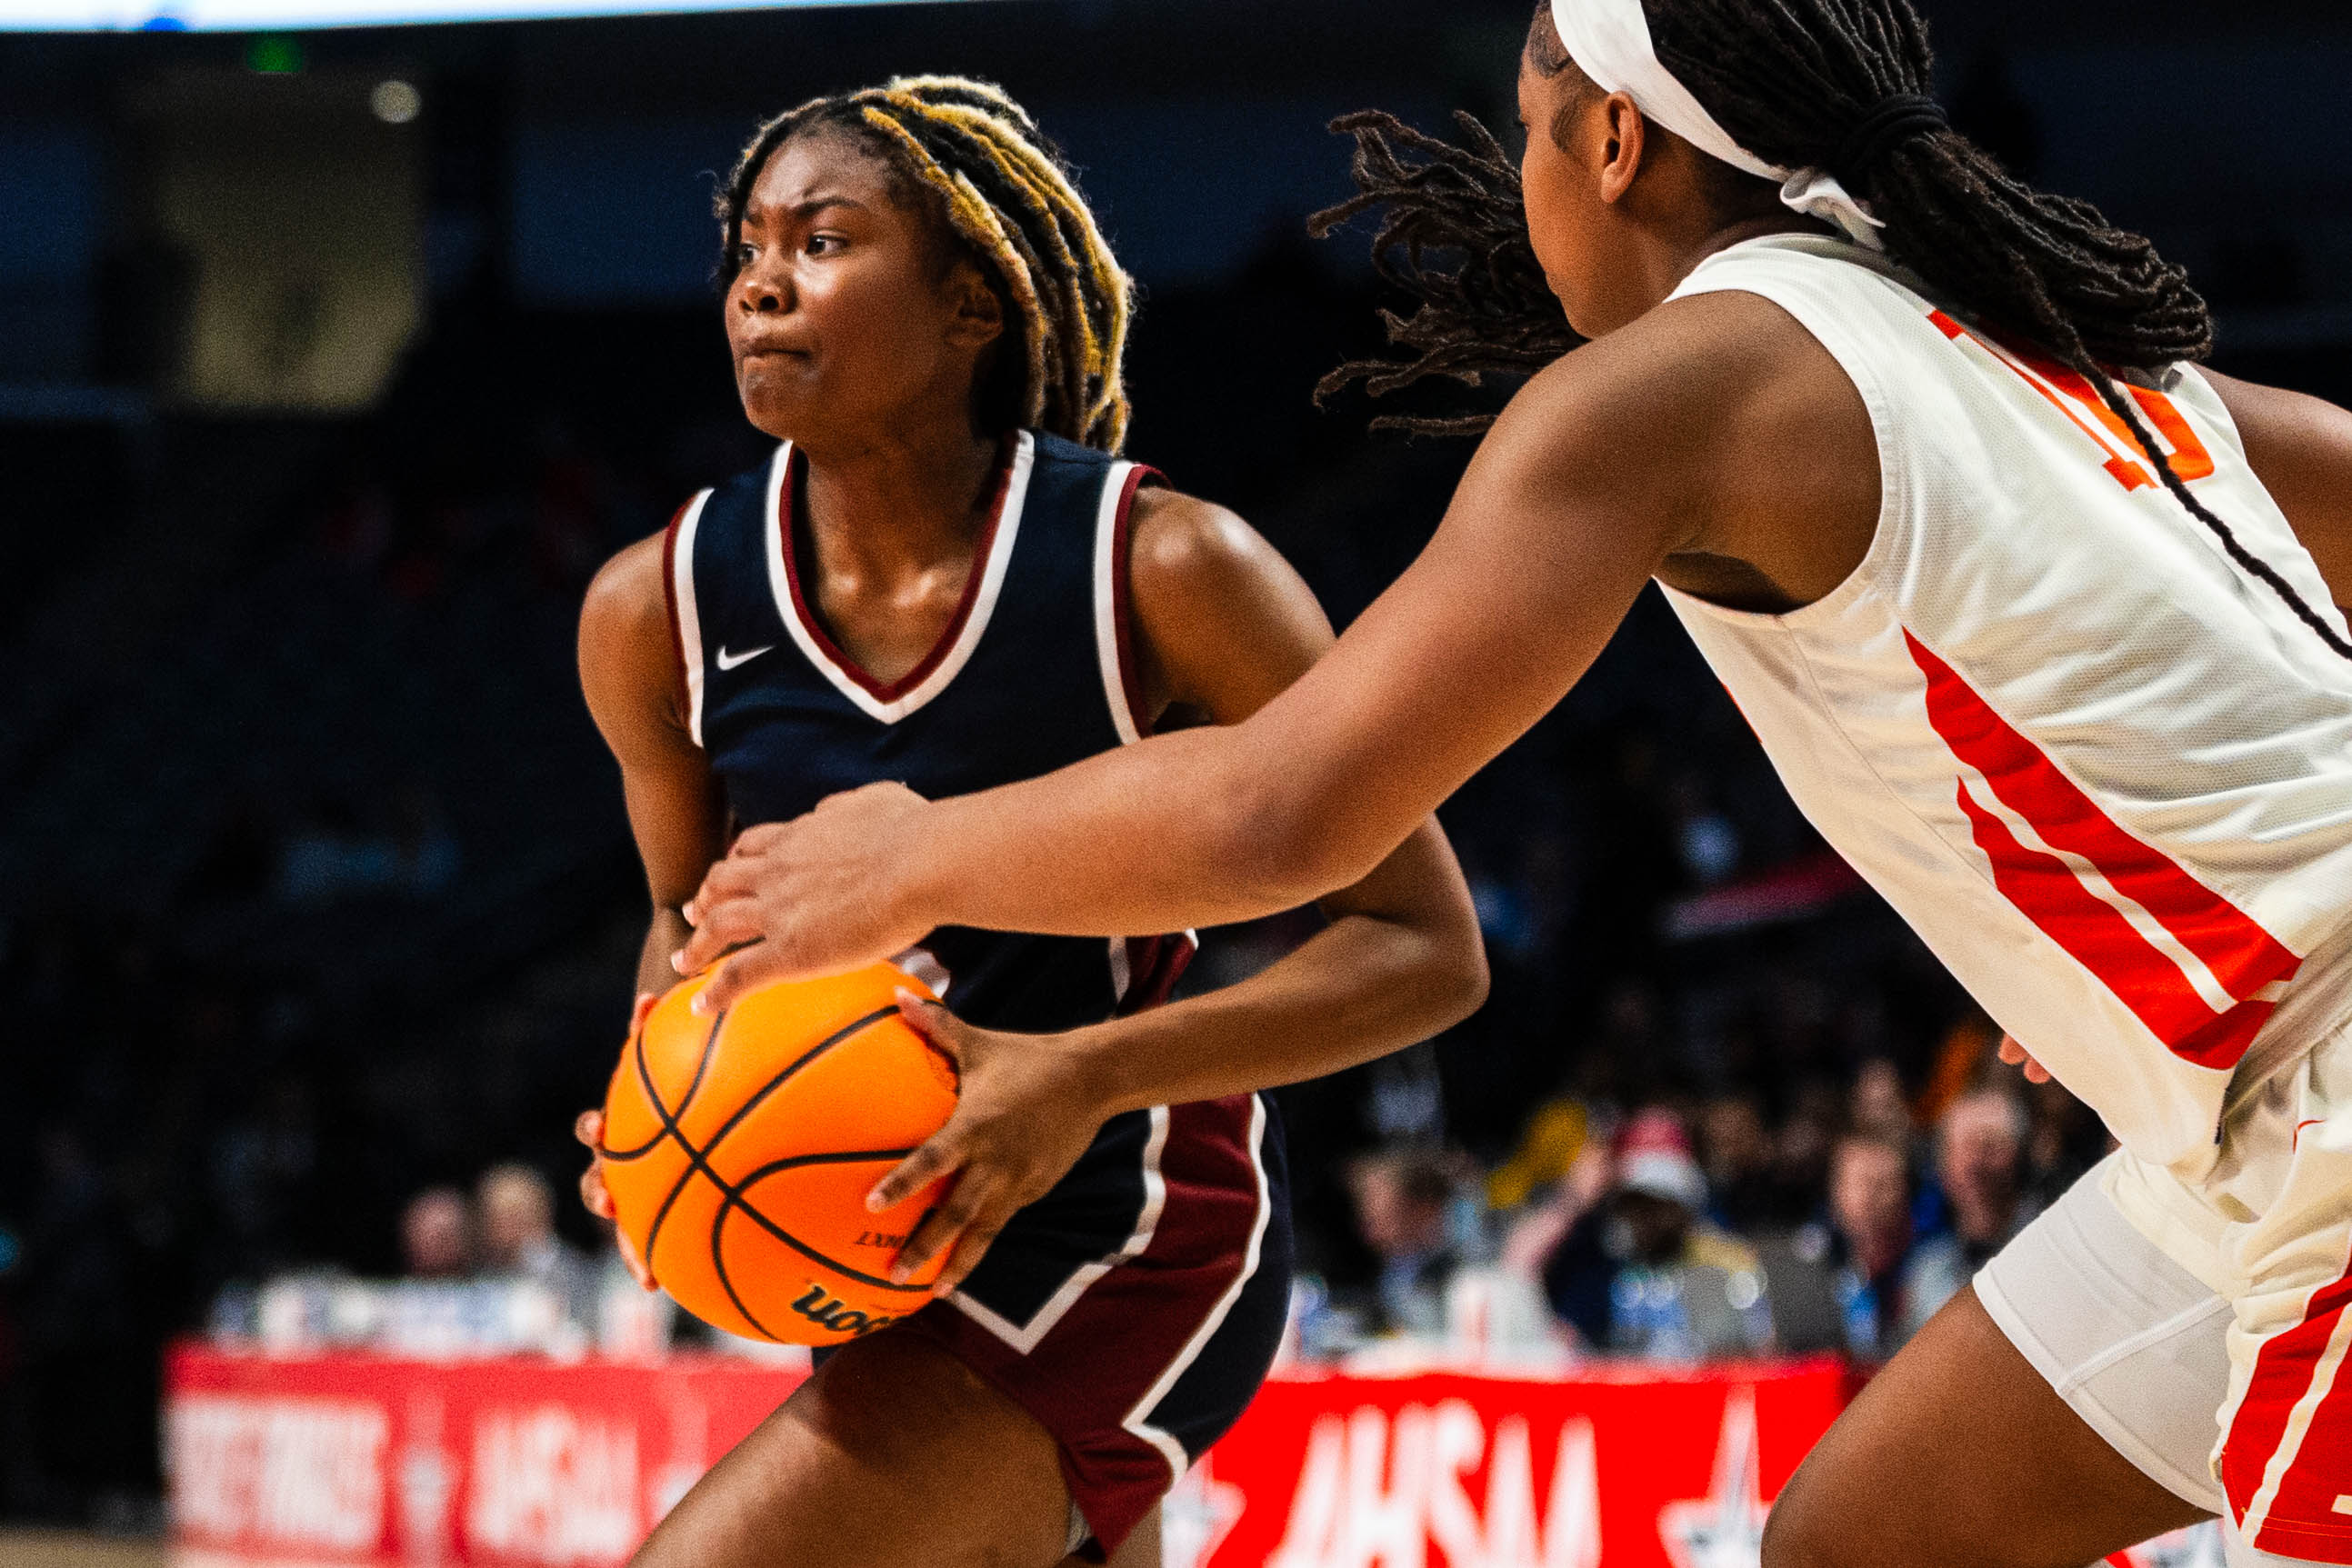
{"left": 725, "top": 132, "right": 1003, "bottom": 446}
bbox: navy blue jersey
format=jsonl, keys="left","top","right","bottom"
{"left": 659, "top": 430, "right": 1292, "bottom": 1551}
{"left": 666, "top": 428, "right": 1192, "bottom": 1028}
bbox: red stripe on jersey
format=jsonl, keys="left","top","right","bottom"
{"left": 1907, "top": 633, "right": 2299, "bottom": 1011}
{"left": 2226, "top": 1248, "right": 2352, "bottom": 1561}
{"left": 2174, "top": 997, "right": 2279, "bottom": 1074}
{"left": 1108, "top": 463, "right": 1166, "bottom": 739}
{"left": 659, "top": 499, "right": 695, "bottom": 728}
{"left": 1952, "top": 781, "right": 2247, "bottom": 1065}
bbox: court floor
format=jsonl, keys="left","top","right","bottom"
{"left": 0, "top": 1532, "right": 166, "bottom": 1568}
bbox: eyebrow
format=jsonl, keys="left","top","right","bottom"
{"left": 742, "top": 192, "right": 869, "bottom": 225}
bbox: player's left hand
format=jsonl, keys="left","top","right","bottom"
{"left": 866, "top": 990, "right": 1118, "bottom": 1297}
{"left": 674, "top": 783, "right": 936, "bottom": 1012}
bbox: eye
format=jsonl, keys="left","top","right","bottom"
{"left": 731, "top": 243, "right": 757, "bottom": 271}
{"left": 806, "top": 232, "right": 847, "bottom": 256}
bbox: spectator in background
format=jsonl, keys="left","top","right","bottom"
{"left": 1536, "top": 1111, "right": 1773, "bottom": 1361}
{"left": 1907, "top": 1090, "right": 2038, "bottom": 1322}
{"left": 1768, "top": 1079, "right": 1846, "bottom": 1228}
{"left": 1848, "top": 1058, "right": 1914, "bottom": 1148}
{"left": 475, "top": 1164, "right": 595, "bottom": 1326}
{"left": 400, "top": 1187, "right": 475, "bottom": 1279}
{"left": 1821, "top": 1132, "right": 1935, "bottom": 1359}
{"left": 1346, "top": 1148, "right": 1462, "bottom": 1338}
{"left": 1697, "top": 1093, "right": 1777, "bottom": 1232}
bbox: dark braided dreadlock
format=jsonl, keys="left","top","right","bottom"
{"left": 1316, "top": 0, "right": 2352, "bottom": 662}
{"left": 1309, "top": 110, "right": 1579, "bottom": 436}
{"left": 717, "top": 75, "right": 1134, "bottom": 453}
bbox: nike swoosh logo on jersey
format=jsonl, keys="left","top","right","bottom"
{"left": 716, "top": 644, "right": 774, "bottom": 671}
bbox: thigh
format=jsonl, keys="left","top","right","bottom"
{"left": 1072, "top": 1503, "right": 1158, "bottom": 1568}
{"left": 632, "top": 1330, "right": 1074, "bottom": 1568}
{"left": 1764, "top": 1287, "right": 2211, "bottom": 1568}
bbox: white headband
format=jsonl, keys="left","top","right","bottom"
{"left": 1547, "top": 0, "right": 1887, "bottom": 251}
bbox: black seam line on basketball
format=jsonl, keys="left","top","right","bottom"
{"left": 603, "top": 1006, "right": 726, "bottom": 1163}
{"left": 640, "top": 1004, "right": 900, "bottom": 1270}
{"left": 639, "top": 1006, "right": 730, "bottom": 1268}
{"left": 708, "top": 1203, "right": 785, "bottom": 1343}
{"left": 709, "top": 1148, "right": 934, "bottom": 1295}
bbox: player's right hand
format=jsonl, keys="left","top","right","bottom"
{"left": 1997, "top": 1033, "right": 2054, "bottom": 1084}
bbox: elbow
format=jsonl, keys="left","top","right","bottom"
{"left": 1446, "top": 938, "right": 1492, "bottom": 1025}
{"left": 1418, "top": 922, "right": 1490, "bottom": 1034}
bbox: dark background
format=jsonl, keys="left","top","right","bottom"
{"left": 2, "top": 0, "right": 2348, "bottom": 1528}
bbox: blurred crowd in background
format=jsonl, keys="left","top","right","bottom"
{"left": 5, "top": 0, "right": 2352, "bottom": 1533}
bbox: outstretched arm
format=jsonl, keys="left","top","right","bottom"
{"left": 676, "top": 289, "right": 1875, "bottom": 997}
{"left": 862, "top": 486, "right": 1490, "bottom": 1291}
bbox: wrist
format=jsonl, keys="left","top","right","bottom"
{"left": 1053, "top": 1019, "right": 1152, "bottom": 1120}
{"left": 887, "top": 796, "right": 962, "bottom": 933}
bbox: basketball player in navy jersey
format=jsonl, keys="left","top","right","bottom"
{"left": 571, "top": 77, "right": 1486, "bottom": 1568}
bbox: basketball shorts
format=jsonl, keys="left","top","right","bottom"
{"left": 896, "top": 1092, "right": 1292, "bottom": 1561}
{"left": 1979, "top": 1004, "right": 2352, "bottom": 1567}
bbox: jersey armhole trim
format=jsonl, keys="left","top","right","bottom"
{"left": 665, "top": 489, "right": 714, "bottom": 749}
{"left": 1660, "top": 267, "right": 1908, "bottom": 634}
{"left": 1093, "top": 461, "right": 1164, "bottom": 744}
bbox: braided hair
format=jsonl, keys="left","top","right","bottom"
{"left": 1317, "top": 0, "right": 2352, "bottom": 661}
{"left": 717, "top": 75, "right": 1135, "bottom": 454}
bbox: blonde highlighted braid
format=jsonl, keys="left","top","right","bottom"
{"left": 717, "top": 75, "right": 1135, "bottom": 454}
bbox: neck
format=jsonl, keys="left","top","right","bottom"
{"left": 1603, "top": 135, "right": 1830, "bottom": 330}
{"left": 1633, "top": 210, "right": 1823, "bottom": 323}
{"left": 796, "top": 415, "right": 1003, "bottom": 577}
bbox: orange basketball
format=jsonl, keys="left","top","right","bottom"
{"left": 597, "top": 962, "right": 958, "bottom": 1346}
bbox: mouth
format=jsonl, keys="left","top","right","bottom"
{"left": 738, "top": 342, "right": 813, "bottom": 363}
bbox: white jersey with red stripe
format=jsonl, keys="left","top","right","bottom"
{"left": 1656, "top": 233, "right": 2352, "bottom": 1174}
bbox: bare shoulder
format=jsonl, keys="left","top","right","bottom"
{"left": 1122, "top": 485, "right": 1333, "bottom": 718}
{"left": 578, "top": 527, "right": 686, "bottom": 742}
{"left": 2200, "top": 369, "right": 2352, "bottom": 605}
{"left": 2198, "top": 367, "right": 2352, "bottom": 479}
{"left": 1125, "top": 486, "right": 1297, "bottom": 618}
{"left": 1486, "top": 288, "right": 1877, "bottom": 608}
{"left": 581, "top": 529, "right": 671, "bottom": 646}
{"left": 2199, "top": 368, "right": 2352, "bottom": 439}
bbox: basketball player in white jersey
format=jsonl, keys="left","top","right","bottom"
{"left": 674, "top": 3, "right": 2352, "bottom": 1563}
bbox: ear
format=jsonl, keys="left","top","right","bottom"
{"left": 1596, "top": 90, "right": 1648, "bottom": 205}
{"left": 943, "top": 260, "right": 1006, "bottom": 350}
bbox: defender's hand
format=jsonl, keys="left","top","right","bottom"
{"left": 674, "top": 783, "right": 935, "bottom": 1013}
{"left": 1997, "top": 1033, "right": 2054, "bottom": 1084}
{"left": 866, "top": 992, "right": 1118, "bottom": 1298}
{"left": 575, "top": 994, "right": 661, "bottom": 1291}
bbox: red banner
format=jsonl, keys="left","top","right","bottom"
{"left": 166, "top": 1345, "right": 2222, "bottom": 1565}
{"left": 1169, "top": 1361, "right": 1849, "bottom": 1568}
{"left": 165, "top": 1346, "right": 1859, "bottom": 1568}
{"left": 166, "top": 1346, "right": 808, "bottom": 1568}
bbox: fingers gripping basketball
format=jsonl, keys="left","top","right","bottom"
{"left": 597, "top": 963, "right": 959, "bottom": 1345}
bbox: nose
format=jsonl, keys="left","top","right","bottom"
{"left": 736, "top": 263, "right": 790, "bottom": 315}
